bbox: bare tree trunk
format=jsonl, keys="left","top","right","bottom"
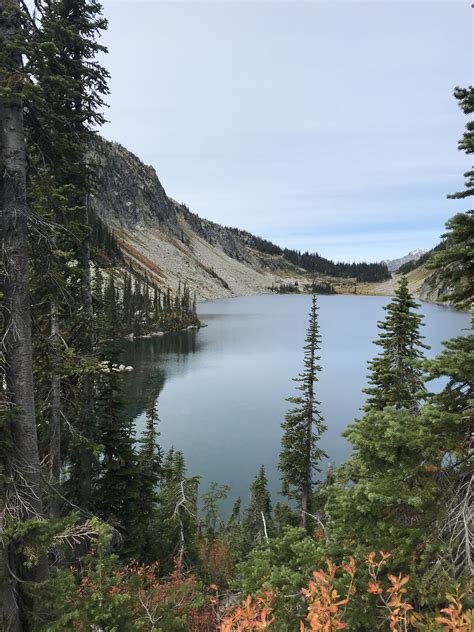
{"left": 1, "top": 2, "right": 48, "bottom": 628}
{"left": 77, "top": 211, "right": 95, "bottom": 511}
{"left": 49, "top": 302, "right": 61, "bottom": 518}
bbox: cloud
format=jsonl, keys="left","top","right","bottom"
{"left": 98, "top": 0, "right": 471, "bottom": 261}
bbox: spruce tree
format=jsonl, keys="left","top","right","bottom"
{"left": 1, "top": 1, "right": 48, "bottom": 625}
{"left": 135, "top": 396, "right": 162, "bottom": 561}
{"left": 278, "top": 295, "right": 327, "bottom": 530}
{"left": 201, "top": 482, "right": 230, "bottom": 538}
{"left": 242, "top": 466, "right": 273, "bottom": 549}
{"left": 364, "top": 276, "right": 428, "bottom": 412}
{"left": 94, "top": 366, "right": 142, "bottom": 558}
{"left": 423, "top": 85, "right": 474, "bottom": 581}
{"left": 35, "top": 0, "right": 109, "bottom": 513}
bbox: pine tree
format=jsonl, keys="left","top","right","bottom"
{"left": 201, "top": 482, "right": 230, "bottom": 538}
{"left": 94, "top": 367, "right": 142, "bottom": 558}
{"left": 21, "top": 0, "right": 110, "bottom": 516}
{"left": 1, "top": 2, "right": 48, "bottom": 627}
{"left": 242, "top": 466, "right": 273, "bottom": 548}
{"left": 422, "top": 85, "right": 474, "bottom": 581}
{"left": 428, "top": 86, "right": 473, "bottom": 309}
{"left": 279, "top": 296, "right": 327, "bottom": 530}
{"left": 135, "top": 396, "right": 162, "bottom": 561}
{"left": 364, "top": 276, "right": 428, "bottom": 412}
{"left": 323, "top": 287, "right": 451, "bottom": 613}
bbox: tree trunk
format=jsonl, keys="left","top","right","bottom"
{"left": 301, "top": 389, "right": 314, "bottom": 532}
{"left": 1, "top": 2, "right": 48, "bottom": 627}
{"left": 77, "top": 209, "right": 95, "bottom": 511}
{"left": 49, "top": 302, "right": 61, "bottom": 518}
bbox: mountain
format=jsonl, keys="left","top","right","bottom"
{"left": 90, "top": 139, "right": 389, "bottom": 301}
{"left": 382, "top": 249, "right": 428, "bottom": 272}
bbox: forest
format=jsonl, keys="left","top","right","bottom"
{"left": 222, "top": 227, "right": 391, "bottom": 282}
{"left": 1, "top": 1, "right": 473, "bottom": 631}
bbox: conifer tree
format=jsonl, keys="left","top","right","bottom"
{"left": 136, "top": 396, "right": 162, "bottom": 561}
{"left": 242, "top": 466, "right": 273, "bottom": 548}
{"left": 1, "top": 2, "right": 48, "bottom": 627}
{"left": 324, "top": 286, "right": 448, "bottom": 611}
{"left": 423, "top": 85, "right": 474, "bottom": 581}
{"left": 428, "top": 86, "right": 473, "bottom": 309}
{"left": 279, "top": 296, "right": 327, "bottom": 530}
{"left": 201, "top": 482, "right": 230, "bottom": 538}
{"left": 157, "top": 449, "right": 200, "bottom": 572}
{"left": 94, "top": 366, "right": 142, "bottom": 557}
{"left": 227, "top": 497, "right": 242, "bottom": 529}
{"left": 18, "top": 0, "right": 111, "bottom": 518}
{"left": 364, "top": 276, "right": 428, "bottom": 412}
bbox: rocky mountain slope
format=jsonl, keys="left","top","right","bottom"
{"left": 90, "top": 138, "right": 447, "bottom": 303}
{"left": 382, "top": 249, "right": 427, "bottom": 272}
{"left": 90, "top": 139, "right": 305, "bottom": 301}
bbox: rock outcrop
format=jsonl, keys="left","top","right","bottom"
{"left": 90, "top": 139, "right": 303, "bottom": 301}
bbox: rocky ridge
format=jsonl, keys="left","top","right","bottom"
{"left": 91, "top": 139, "right": 325, "bottom": 300}
{"left": 382, "top": 249, "right": 427, "bottom": 273}
{"left": 90, "top": 138, "right": 447, "bottom": 303}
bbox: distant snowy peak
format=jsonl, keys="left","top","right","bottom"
{"left": 382, "top": 249, "right": 428, "bottom": 273}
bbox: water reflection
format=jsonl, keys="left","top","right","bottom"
{"left": 121, "top": 330, "right": 202, "bottom": 422}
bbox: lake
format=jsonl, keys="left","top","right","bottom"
{"left": 122, "top": 294, "right": 470, "bottom": 511}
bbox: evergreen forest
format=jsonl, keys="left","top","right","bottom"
{"left": 0, "top": 1, "right": 473, "bottom": 631}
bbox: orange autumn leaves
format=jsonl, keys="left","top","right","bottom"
{"left": 300, "top": 558, "right": 356, "bottom": 631}
{"left": 220, "top": 594, "right": 275, "bottom": 632}
{"left": 220, "top": 552, "right": 473, "bottom": 632}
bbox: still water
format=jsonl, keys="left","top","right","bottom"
{"left": 122, "top": 294, "right": 470, "bottom": 509}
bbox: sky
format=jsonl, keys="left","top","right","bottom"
{"left": 99, "top": 0, "right": 473, "bottom": 262}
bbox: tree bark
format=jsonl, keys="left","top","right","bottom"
{"left": 1, "top": 1, "right": 48, "bottom": 628}
{"left": 49, "top": 301, "right": 61, "bottom": 518}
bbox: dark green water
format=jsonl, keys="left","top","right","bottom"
{"left": 122, "top": 294, "right": 470, "bottom": 509}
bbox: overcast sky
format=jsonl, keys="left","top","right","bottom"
{"left": 99, "top": 0, "right": 472, "bottom": 262}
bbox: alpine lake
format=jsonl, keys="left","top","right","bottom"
{"left": 121, "top": 294, "right": 471, "bottom": 513}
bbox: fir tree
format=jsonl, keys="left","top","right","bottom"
{"left": 278, "top": 296, "right": 327, "bottom": 530}
{"left": 1, "top": 1, "right": 48, "bottom": 625}
{"left": 135, "top": 396, "right": 162, "bottom": 561}
{"left": 242, "top": 466, "right": 273, "bottom": 549}
{"left": 364, "top": 276, "right": 428, "bottom": 412}
{"left": 423, "top": 84, "right": 474, "bottom": 581}
{"left": 94, "top": 367, "right": 142, "bottom": 558}
{"left": 201, "top": 482, "right": 230, "bottom": 538}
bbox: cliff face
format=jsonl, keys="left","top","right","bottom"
{"left": 91, "top": 140, "right": 179, "bottom": 232}
{"left": 90, "top": 139, "right": 301, "bottom": 301}
{"left": 418, "top": 269, "right": 453, "bottom": 304}
{"left": 90, "top": 138, "right": 451, "bottom": 304}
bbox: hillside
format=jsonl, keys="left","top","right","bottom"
{"left": 90, "top": 139, "right": 389, "bottom": 301}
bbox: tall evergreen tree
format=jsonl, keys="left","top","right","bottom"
{"left": 423, "top": 84, "right": 474, "bottom": 581}
{"left": 242, "top": 466, "right": 273, "bottom": 549}
{"left": 1, "top": 2, "right": 48, "bottom": 628}
{"left": 279, "top": 296, "right": 327, "bottom": 530}
{"left": 364, "top": 276, "right": 428, "bottom": 412}
{"left": 201, "top": 482, "right": 230, "bottom": 538}
{"left": 94, "top": 365, "right": 142, "bottom": 558}
{"left": 136, "top": 396, "right": 162, "bottom": 561}
{"left": 28, "top": 0, "right": 110, "bottom": 513}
